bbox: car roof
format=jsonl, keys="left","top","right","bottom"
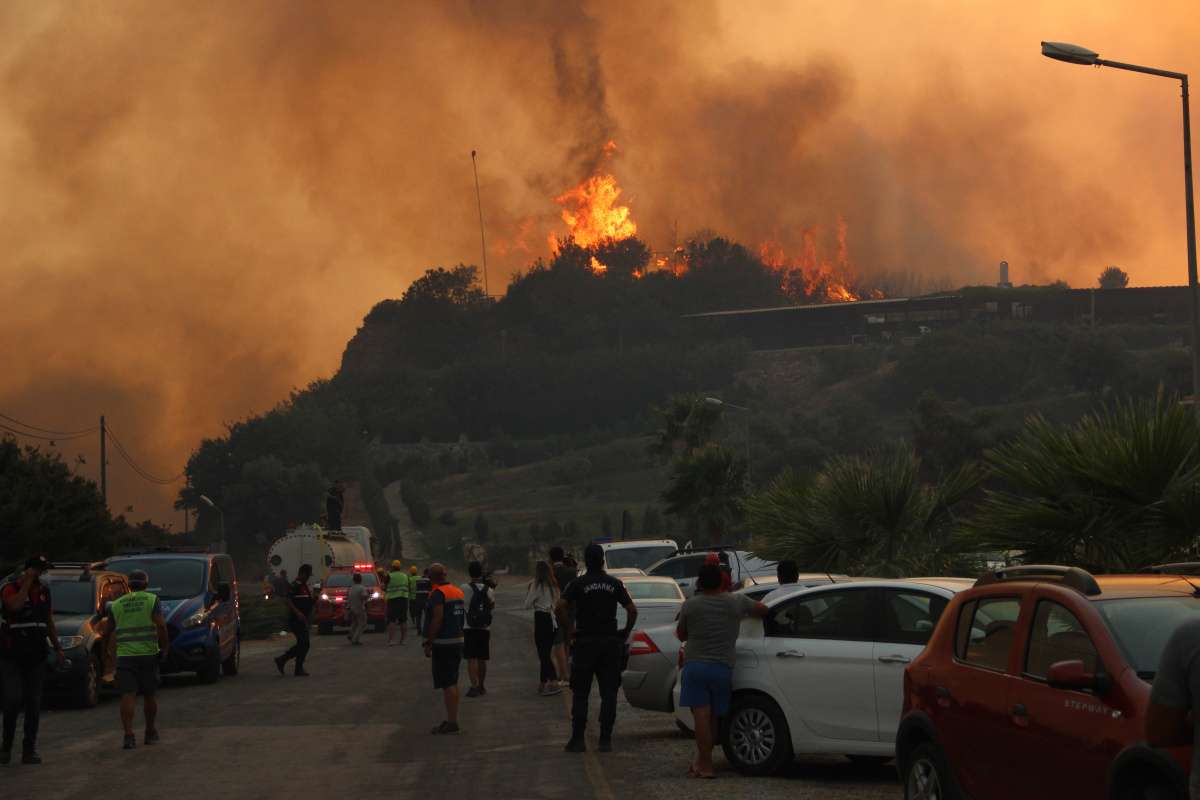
{"left": 763, "top": 578, "right": 973, "bottom": 605}
{"left": 600, "top": 540, "right": 676, "bottom": 550}
{"left": 969, "top": 570, "right": 1200, "bottom": 600}
{"left": 106, "top": 552, "right": 213, "bottom": 561}
{"left": 45, "top": 568, "right": 124, "bottom": 581}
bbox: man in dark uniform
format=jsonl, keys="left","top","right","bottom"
{"left": 556, "top": 543, "right": 637, "bottom": 754}
{"left": 1, "top": 556, "right": 66, "bottom": 765}
{"left": 274, "top": 563, "right": 313, "bottom": 677}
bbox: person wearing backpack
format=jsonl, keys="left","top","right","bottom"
{"left": 459, "top": 561, "right": 495, "bottom": 698}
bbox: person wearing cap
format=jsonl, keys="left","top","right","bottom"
{"left": 386, "top": 559, "right": 411, "bottom": 646}
{"left": 99, "top": 569, "right": 169, "bottom": 751}
{"left": 556, "top": 543, "right": 638, "bottom": 753}
{"left": 0, "top": 556, "right": 65, "bottom": 764}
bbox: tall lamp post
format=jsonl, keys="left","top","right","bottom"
{"left": 704, "top": 397, "right": 752, "bottom": 482}
{"left": 1041, "top": 41, "right": 1198, "bottom": 407}
{"left": 199, "top": 494, "right": 225, "bottom": 554}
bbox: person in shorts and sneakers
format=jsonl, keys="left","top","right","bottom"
{"left": 423, "top": 563, "right": 466, "bottom": 734}
{"left": 461, "top": 561, "right": 495, "bottom": 698}
{"left": 100, "top": 569, "right": 170, "bottom": 751}
{"left": 676, "top": 562, "right": 768, "bottom": 778}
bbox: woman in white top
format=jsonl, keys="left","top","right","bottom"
{"left": 524, "top": 560, "right": 562, "bottom": 696}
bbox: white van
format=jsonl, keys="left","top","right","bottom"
{"left": 596, "top": 539, "right": 679, "bottom": 572}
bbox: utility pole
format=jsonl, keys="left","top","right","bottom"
{"left": 471, "top": 150, "right": 490, "bottom": 297}
{"left": 99, "top": 415, "right": 107, "bottom": 505}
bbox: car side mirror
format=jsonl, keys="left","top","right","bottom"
{"left": 1047, "top": 659, "right": 1109, "bottom": 693}
{"left": 217, "top": 583, "right": 232, "bottom": 603}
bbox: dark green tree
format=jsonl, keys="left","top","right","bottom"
{"left": 1098, "top": 266, "right": 1130, "bottom": 289}
{"left": 661, "top": 444, "right": 748, "bottom": 544}
{"left": 641, "top": 505, "right": 663, "bottom": 537}
{"left": 473, "top": 512, "right": 489, "bottom": 543}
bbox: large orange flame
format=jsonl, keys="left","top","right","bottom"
{"left": 552, "top": 173, "right": 637, "bottom": 250}
{"left": 759, "top": 218, "right": 865, "bottom": 303}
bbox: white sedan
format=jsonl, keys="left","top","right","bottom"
{"left": 672, "top": 578, "right": 972, "bottom": 775}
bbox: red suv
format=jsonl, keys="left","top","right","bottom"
{"left": 314, "top": 565, "right": 386, "bottom": 635}
{"left": 897, "top": 565, "right": 1197, "bottom": 800}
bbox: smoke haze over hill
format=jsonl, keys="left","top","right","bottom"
{"left": 1, "top": 0, "right": 1197, "bottom": 521}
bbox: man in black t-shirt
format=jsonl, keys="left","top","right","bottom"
{"left": 274, "top": 563, "right": 313, "bottom": 677}
{"left": 556, "top": 543, "right": 637, "bottom": 754}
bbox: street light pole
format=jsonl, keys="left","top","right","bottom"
{"left": 704, "top": 397, "right": 752, "bottom": 482}
{"left": 1041, "top": 42, "right": 1199, "bottom": 408}
{"left": 200, "top": 494, "right": 225, "bottom": 554}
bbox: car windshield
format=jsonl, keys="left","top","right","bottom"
{"left": 605, "top": 546, "right": 676, "bottom": 571}
{"left": 625, "top": 581, "right": 684, "bottom": 601}
{"left": 48, "top": 580, "right": 95, "bottom": 615}
{"left": 1097, "top": 596, "right": 1200, "bottom": 679}
{"left": 107, "top": 559, "right": 206, "bottom": 601}
{"left": 325, "top": 572, "right": 378, "bottom": 588}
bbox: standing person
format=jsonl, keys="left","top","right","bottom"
{"left": 410, "top": 566, "right": 429, "bottom": 635}
{"left": 274, "top": 563, "right": 314, "bottom": 677}
{"left": 346, "top": 572, "right": 369, "bottom": 645}
{"left": 326, "top": 480, "right": 346, "bottom": 531}
{"left": 423, "top": 563, "right": 466, "bottom": 734}
{"left": 460, "top": 561, "right": 495, "bottom": 698}
{"left": 386, "top": 560, "right": 411, "bottom": 646}
{"left": 677, "top": 562, "right": 769, "bottom": 779}
{"left": 271, "top": 568, "right": 290, "bottom": 599}
{"left": 0, "top": 556, "right": 65, "bottom": 765}
{"left": 101, "top": 570, "right": 170, "bottom": 751}
{"left": 549, "top": 546, "right": 576, "bottom": 686}
{"left": 524, "top": 561, "right": 562, "bottom": 697}
{"left": 776, "top": 559, "right": 800, "bottom": 585}
{"left": 1147, "top": 616, "right": 1200, "bottom": 798}
{"left": 557, "top": 543, "right": 637, "bottom": 753}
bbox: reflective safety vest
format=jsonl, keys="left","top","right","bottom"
{"left": 111, "top": 591, "right": 160, "bottom": 657}
{"left": 429, "top": 583, "right": 465, "bottom": 645}
{"left": 386, "top": 571, "right": 410, "bottom": 600}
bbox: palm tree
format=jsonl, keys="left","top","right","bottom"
{"left": 661, "top": 443, "right": 747, "bottom": 544}
{"left": 967, "top": 391, "right": 1200, "bottom": 571}
{"left": 746, "top": 444, "right": 982, "bottom": 577}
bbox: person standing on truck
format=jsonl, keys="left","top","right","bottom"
{"left": 274, "top": 563, "right": 314, "bottom": 677}
{"left": 423, "top": 563, "right": 466, "bottom": 734}
{"left": 461, "top": 561, "right": 495, "bottom": 698}
{"left": 326, "top": 480, "right": 346, "bottom": 531}
{"left": 386, "top": 560, "right": 411, "bottom": 646}
{"left": 1, "top": 556, "right": 66, "bottom": 765}
{"left": 102, "top": 569, "right": 170, "bottom": 751}
{"left": 412, "top": 567, "right": 431, "bottom": 636}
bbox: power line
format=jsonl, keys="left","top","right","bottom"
{"left": 104, "top": 424, "right": 185, "bottom": 485}
{"left": 0, "top": 422, "right": 95, "bottom": 443}
{"left": 0, "top": 412, "right": 98, "bottom": 437}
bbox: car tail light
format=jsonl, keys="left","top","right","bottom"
{"left": 628, "top": 631, "right": 659, "bottom": 657}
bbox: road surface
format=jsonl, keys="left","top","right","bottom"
{"left": 9, "top": 583, "right": 899, "bottom": 799}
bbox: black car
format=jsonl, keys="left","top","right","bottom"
{"left": 42, "top": 565, "right": 129, "bottom": 707}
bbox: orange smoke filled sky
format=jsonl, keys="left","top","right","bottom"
{"left": 1, "top": 0, "right": 1197, "bottom": 523}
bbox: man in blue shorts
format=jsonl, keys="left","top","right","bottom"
{"left": 676, "top": 562, "right": 768, "bottom": 778}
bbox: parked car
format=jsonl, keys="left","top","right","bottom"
{"left": 669, "top": 578, "right": 971, "bottom": 774}
{"left": 315, "top": 565, "right": 386, "bottom": 634}
{"left": 619, "top": 576, "right": 685, "bottom": 631}
{"left": 101, "top": 549, "right": 240, "bottom": 683}
{"left": 624, "top": 578, "right": 837, "bottom": 716}
{"left": 647, "top": 548, "right": 776, "bottom": 595}
{"left": 41, "top": 564, "right": 128, "bottom": 707}
{"left": 897, "top": 565, "right": 1200, "bottom": 800}
{"left": 595, "top": 539, "right": 679, "bottom": 572}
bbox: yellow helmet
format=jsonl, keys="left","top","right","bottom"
{"left": 391, "top": 560, "right": 402, "bottom": 570}
{"left": 409, "top": 566, "right": 418, "bottom": 575}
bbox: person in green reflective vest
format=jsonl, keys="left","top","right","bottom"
{"left": 99, "top": 570, "right": 169, "bottom": 751}
{"left": 386, "top": 560, "right": 411, "bottom": 646}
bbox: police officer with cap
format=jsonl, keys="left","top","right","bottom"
{"left": 1, "top": 555, "right": 66, "bottom": 764}
{"left": 100, "top": 569, "right": 169, "bottom": 750}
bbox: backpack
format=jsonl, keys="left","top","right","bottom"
{"left": 466, "top": 582, "right": 493, "bottom": 628}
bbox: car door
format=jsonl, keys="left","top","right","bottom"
{"left": 764, "top": 587, "right": 878, "bottom": 743}
{"left": 873, "top": 588, "right": 948, "bottom": 741}
{"left": 213, "top": 557, "right": 237, "bottom": 654}
{"left": 1005, "top": 598, "right": 1122, "bottom": 800}
{"left": 935, "top": 595, "right": 1023, "bottom": 800}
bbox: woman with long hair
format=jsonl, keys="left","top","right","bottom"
{"left": 524, "top": 560, "right": 562, "bottom": 696}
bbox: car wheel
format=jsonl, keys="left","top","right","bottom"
{"left": 222, "top": 636, "right": 240, "bottom": 676}
{"left": 74, "top": 653, "right": 101, "bottom": 708}
{"left": 318, "top": 622, "right": 334, "bottom": 636}
{"left": 903, "top": 742, "right": 959, "bottom": 800}
{"left": 722, "top": 694, "right": 793, "bottom": 776}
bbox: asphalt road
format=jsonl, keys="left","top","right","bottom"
{"left": 9, "top": 583, "right": 900, "bottom": 800}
